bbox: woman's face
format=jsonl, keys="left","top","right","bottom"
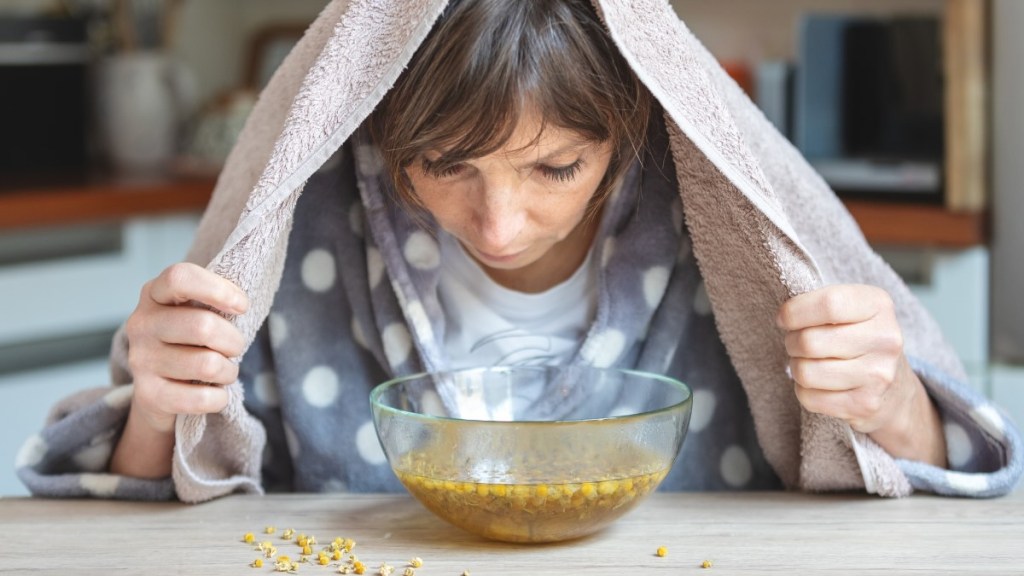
{"left": 405, "top": 112, "right": 614, "bottom": 275}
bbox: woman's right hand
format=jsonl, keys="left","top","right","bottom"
{"left": 123, "top": 262, "right": 249, "bottom": 435}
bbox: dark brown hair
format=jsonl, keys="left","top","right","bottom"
{"left": 368, "top": 0, "right": 651, "bottom": 211}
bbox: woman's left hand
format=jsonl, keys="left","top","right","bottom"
{"left": 777, "top": 284, "right": 947, "bottom": 467}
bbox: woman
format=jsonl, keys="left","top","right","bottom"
{"left": 18, "top": 0, "right": 1020, "bottom": 500}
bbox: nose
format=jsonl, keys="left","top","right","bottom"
{"left": 474, "top": 180, "right": 526, "bottom": 252}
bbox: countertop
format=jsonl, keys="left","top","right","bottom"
{"left": 1, "top": 491, "right": 1020, "bottom": 574}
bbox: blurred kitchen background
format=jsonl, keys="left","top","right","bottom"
{"left": 0, "top": 0, "right": 1020, "bottom": 495}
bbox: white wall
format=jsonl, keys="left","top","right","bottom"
{"left": 171, "top": 0, "right": 328, "bottom": 109}
{"left": 991, "top": 0, "right": 1024, "bottom": 363}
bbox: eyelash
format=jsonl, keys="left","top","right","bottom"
{"left": 420, "top": 158, "right": 584, "bottom": 183}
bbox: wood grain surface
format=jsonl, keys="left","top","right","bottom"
{"left": 1, "top": 491, "right": 1020, "bottom": 574}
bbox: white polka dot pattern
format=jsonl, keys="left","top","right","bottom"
{"left": 322, "top": 478, "right": 348, "bottom": 492}
{"left": 268, "top": 313, "right": 288, "bottom": 349}
{"left": 720, "top": 445, "right": 752, "bottom": 487}
{"left": 15, "top": 434, "right": 47, "bottom": 468}
{"left": 689, "top": 389, "right": 717, "bottom": 433}
{"left": 72, "top": 437, "right": 114, "bottom": 472}
{"left": 403, "top": 231, "right": 440, "bottom": 270}
{"left": 254, "top": 372, "right": 280, "bottom": 407}
{"left": 945, "top": 471, "right": 989, "bottom": 494}
{"left": 382, "top": 323, "right": 413, "bottom": 368}
{"left": 405, "top": 301, "right": 433, "bottom": 345}
{"left": 80, "top": 473, "right": 120, "bottom": 497}
{"left": 970, "top": 405, "right": 1006, "bottom": 440}
{"left": 103, "top": 385, "right": 133, "bottom": 410}
{"left": 352, "top": 317, "right": 369, "bottom": 350}
{"left": 355, "top": 420, "right": 387, "bottom": 465}
{"left": 420, "top": 390, "right": 445, "bottom": 417}
{"left": 367, "top": 247, "right": 385, "bottom": 289}
{"left": 643, "top": 266, "right": 671, "bottom": 309}
{"left": 301, "top": 249, "right": 337, "bottom": 292}
{"left": 601, "top": 237, "right": 616, "bottom": 268}
{"left": 944, "top": 423, "right": 972, "bottom": 468}
{"left": 581, "top": 329, "right": 626, "bottom": 368}
{"left": 301, "top": 366, "right": 340, "bottom": 408}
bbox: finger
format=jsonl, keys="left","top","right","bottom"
{"left": 784, "top": 320, "right": 899, "bottom": 360}
{"left": 149, "top": 263, "right": 249, "bottom": 315}
{"left": 777, "top": 284, "right": 889, "bottom": 331}
{"left": 792, "top": 384, "right": 890, "bottom": 433}
{"left": 153, "top": 377, "right": 231, "bottom": 416}
{"left": 146, "top": 306, "right": 246, "bottom": 358}
{"left": 789, "top": 356, "right": 900, "bottom": 393}
{"left": 150, "top": 344, "right": 240, "bottom": 386}
{"left": 792, "top": 385, "right": 857, "bottom": 422}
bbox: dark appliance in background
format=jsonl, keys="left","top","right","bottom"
{"left": 795, "top": 14, "right": 944, "bottom": 203}
{"left": 0, "top": 17, "right": 92, "bottom": 187}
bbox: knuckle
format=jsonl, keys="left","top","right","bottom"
{"left": 859, "top": 392, "right": 884, "bottom": 416}
{"left": 821, "top": 289, "right": 846, "bottom": 319}
{"left": 192, "top": 313, "right": 219, "bottom": 342}
{"left": 195, "top": 352, "right": 224, "bottom": 383}
{"left": 797, "top": 330, "right": 821, "bottom": 358}
{"left": 162, "top": 262, "right": 194, "bottom": 292}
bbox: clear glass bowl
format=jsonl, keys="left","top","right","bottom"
{"left": 370, "top": 366, "right": 692, "bottom": 543}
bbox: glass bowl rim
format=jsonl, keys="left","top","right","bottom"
{"left": 369, "top": 366, "right": 692, "bottom": 426}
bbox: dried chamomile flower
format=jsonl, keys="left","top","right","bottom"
{"left": 274, "top": 557, "right": 299, "bottom": 573}
{"left": 265, "top": 526, "right": 276, "bottom": 535}
{"left": 302, "top": 544, "right": 313, "bottom": 556}
{"left": 353, "top": 560, "right": 366, "bottom": 575}
{"left": 338, "top": 566, "right": 354, "bottom": 575}
{"left": 244, "top": 532, "right": 256, "bottom": 544}
{"left": 297, "top": 535, "right": 309, "bottom": 548}
{"left": 461, "top": 571, "right": 471, "bottom": 576}
{"left": 343, "top": 538, "right": 356, "bottom": 552}
{"left": 378, "top": 562, "right": 394, "bottom": 576}
{"left": 251, "top": 559, "right": 264, "bottom": 568}
{"left": 701, "top": 559, "right": 713, "bottom": 569}
{"left": 656, "top": 546, "right": 667, "bottom": 557}
{"left": 408, "top": 558, "right": 423, "bottom": 568}
{"left": 282, "top": 528, "right": 296, "bottom": 540}
{"left": 402, "top": 568, "right": 415, "bottom": 576}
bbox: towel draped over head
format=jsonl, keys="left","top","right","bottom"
{"left": 109, "top": 0, "right": 972, "bottom": 501}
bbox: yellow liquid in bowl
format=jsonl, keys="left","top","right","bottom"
{"left": 395, "top": 454, "right": 669, "bottom": 542}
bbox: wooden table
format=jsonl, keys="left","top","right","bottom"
{"left": 1, "top": 492, "right": 1020, "bottom": 574}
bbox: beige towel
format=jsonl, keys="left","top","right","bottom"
{"left": 104, "top": 0, "right": 963, "bottom": 502}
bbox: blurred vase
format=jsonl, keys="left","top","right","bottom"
{"left": 96, "top": 51, "right": 195, "bottom": 173}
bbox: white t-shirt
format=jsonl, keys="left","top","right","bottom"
{"left": 437, "top": 231, "right": 598, "bottom": 369}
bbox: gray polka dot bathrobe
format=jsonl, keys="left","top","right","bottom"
{"left": 17, "top": 0, "right": 1021, "bottom": 500}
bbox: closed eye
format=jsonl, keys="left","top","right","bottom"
{"left": 538, "top": 160, "right": 583, "bottom": 183}
{"left": 419, "top": 157, "right": 584, "bottom": 183}
{"left": 421, "top": 157, "right": 466, "bottom": 179}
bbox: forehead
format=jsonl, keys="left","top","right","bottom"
{"left": 459, "top": 109, "right": 595, "bottom": 159}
